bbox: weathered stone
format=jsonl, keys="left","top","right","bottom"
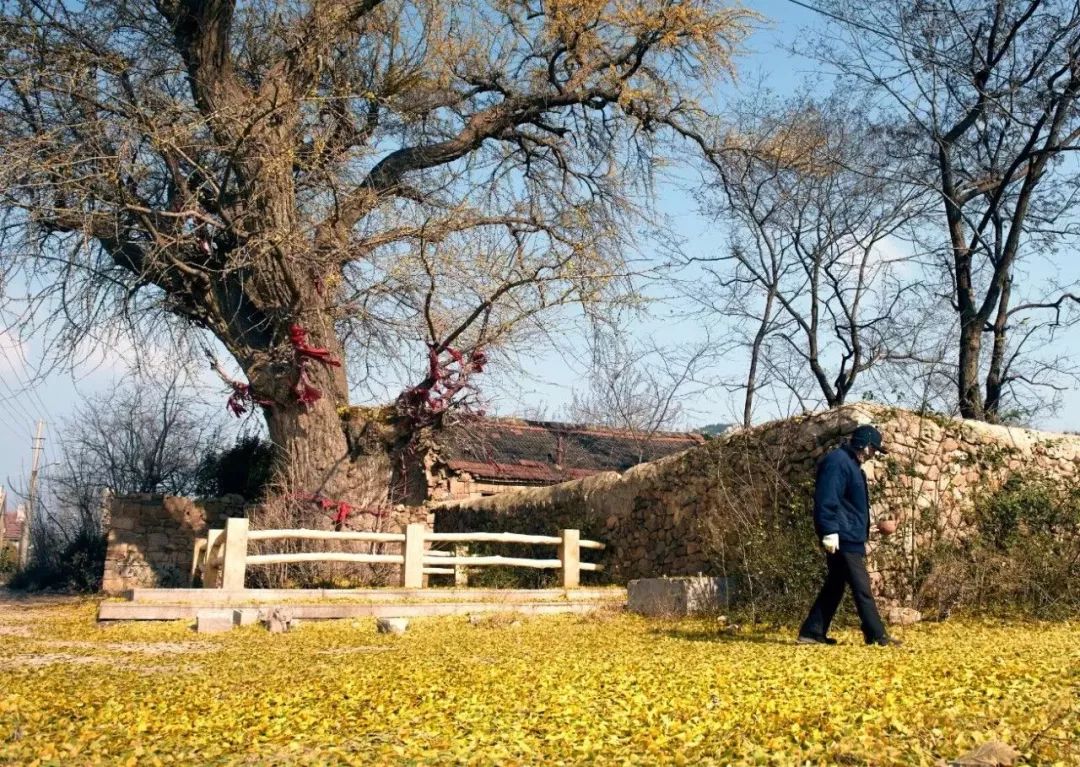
{"left": 627, "top": 576, "right": 729, "bottom": 617}
{"left": 260, "top": 606, "right": 294, "bottom": 633}
{"left": 885, "top": 606, "right": 922, "bottom": 626}
{"left": 196, "top": 609, "right": 234, "bottom": 634}
{"left": 233, "top": 609, "right": 260, "bottom": 627}
{"left": 377, "top": 617, "right": 410, "bottom": 635}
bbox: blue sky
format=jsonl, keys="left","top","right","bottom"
{"left": 2, "top": 0, "right": 1079, "bottom": 501}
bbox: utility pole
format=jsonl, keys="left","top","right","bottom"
{"left": 18, "top": 420, "right": 45, "bottom": 568}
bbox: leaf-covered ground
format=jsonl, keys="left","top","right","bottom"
{"left": 1, "top": 598, "right": 1077, "bottom": 766}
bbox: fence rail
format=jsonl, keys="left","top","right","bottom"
{"left": 193, "top": 520, "right": 605, "bottom": 590}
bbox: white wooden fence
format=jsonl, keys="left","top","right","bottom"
{"left": 193, "top": 519, "right": 605, "bottom": 590}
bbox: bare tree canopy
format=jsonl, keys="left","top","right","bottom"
{"left": 691, "top": 90, "right": 922, "bottom": 424}
{"left": 0, "top": 0, "right": 754, "bottom": 498}
{"left": 810, "top": 0, "right": 1080, "bottom": 422}
{"left": 41, "top": 376, "right": 223, "bottom": 550}
{"left": 566, "top": 329, "right": 714, "bottom": 451}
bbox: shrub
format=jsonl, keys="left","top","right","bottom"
{"left": 698, "top": 439, "right": 822, "bottom": 623}
{"left": 0, "top": 543, "right": 16, "bottom": 581}
{"left": 8, "top": 527, "right": 107, "bottom": 592}
{"left": 917, "top": 473, "right": 1080, "bottom": 618}
{"left": 195, "top": 434, "right": 275, "bottom": 501}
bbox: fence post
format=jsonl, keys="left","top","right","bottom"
{"left": 559, "top": 529, "right": 580, "bottom": 589}
{"left": 454, "top": 544, "right": 469, "bottom": 588}
{"left": 190, "top": 538, "right": 207, "bottom": 587}
{"left": 221, "top": 517, "right": 250, "bottom": 591}
{"left": 203, "top": 529, "right": 222, "bottom": 589}
{"left": 402, "top": 523, "right": 426, "bottom": 588}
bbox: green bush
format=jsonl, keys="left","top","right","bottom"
{"left": 698, "top": 442, "right": 822, "bottom": 623}
{"left": 195, "top": 434, "right": 275, "bottom": 501}
{"left": 918, "top": 473, "right": 1080, "bottom": 618}
{"left": 0, "top": 543, "right": 16, "bottom": 580}
{"left": 8, "top": 527, "right": 107, "bottom": 593}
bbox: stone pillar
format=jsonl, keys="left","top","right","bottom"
{"left": 559, "top": 529, "right": 580, "bottom": 589}
{"left": 203, "top": 529, "right": 223, "bottom": 589}
{"left": 402, "top": 523, "right": 426, "bottom": 588}
{"left": 454, "top": 544, "right": 469, "bottom": 587}
{"left": 220, "top": 517, "right": 249, "bottom": 591}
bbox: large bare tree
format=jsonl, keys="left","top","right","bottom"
{"left": 812, "top": 0, "right": 1080, "bottom": 422}
{"left": 691, "top": 91, "right": 921, "bottom": 424}
{"left": 0, "top": 0, "right": 753, "bottom": 501}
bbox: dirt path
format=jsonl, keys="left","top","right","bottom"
{"left": 0, "top": 588, "right": 89, "bottom": 608}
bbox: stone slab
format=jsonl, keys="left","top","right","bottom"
{"left": 127, "top": 587, "right": 624, "bottom": 604}
{"left": 196, "top": 609, "right": 234, "bottom": 633}
{"left": 233, "top": 609, "right": 260, "bottom": 626}
{"left": 627, "top": 576, "right": 729, "bottom": 617}
{"left": 376, "top": 617, "right": 409, "bottom": 635}
{"left": 100, "top": 600, "right": 613, "bottom": 622}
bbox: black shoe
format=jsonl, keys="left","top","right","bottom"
{"left": 869, "top": 635, "right": 903, "bottom": 647}
{"left": 796, "top": 634, "right": 838, "bottom": 645}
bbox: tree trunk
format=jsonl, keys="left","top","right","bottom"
{"left": 984, "top": 275, "right": 1013, "bottom": 423}
{"left": 245, "top": 318, "right": 356, "bottom": 503}
{"left": 263, "top": 390, "right": 352, "bottom": 499}
{"left": 743, "top": 286, "right": 776, "bottom": 428}
{"left": 957, "top": 317, "right": 985, "bottom": 420}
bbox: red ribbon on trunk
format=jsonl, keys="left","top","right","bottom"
{"left": 288, "top": 324, "right": 342, "bottom": 410}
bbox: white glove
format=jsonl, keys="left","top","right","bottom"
{"left": 821, "top": 534, "right": 840, "bottom": 554}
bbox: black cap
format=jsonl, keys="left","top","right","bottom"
{"left": 850, "top": 424, "right": 888, "bottom": 454}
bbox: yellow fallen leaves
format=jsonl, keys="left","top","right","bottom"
{"left": 0, "top": 601, "right": 1077, "bottom": 766}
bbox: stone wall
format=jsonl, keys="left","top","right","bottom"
{"left": 103, "top": 494, "right": 244, "bottom": 593}
{"left": 434, "top": 404, "right": 1080, "bottom": 595}
{"left": 102, "top": 495, "right": 432, "bottom": 594}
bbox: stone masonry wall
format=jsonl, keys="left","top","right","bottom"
{"left": 435, "top": 404, "right": 1080, "bottom": 596}
{"left": 103, "top": 495, "right": 243, "bottom": 593}
{"left": 102, "top": 495, "right": 433, "bottom": 594}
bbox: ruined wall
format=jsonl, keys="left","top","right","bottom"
{"left": 102, "top": 494, "right": 433, "bottom": 594}
{"left": 435, "top": 404, "right": 1080, "bottom": 593}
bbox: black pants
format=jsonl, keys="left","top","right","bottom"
{"left": 799, "top": 551, "right": 886, "bottom": 643}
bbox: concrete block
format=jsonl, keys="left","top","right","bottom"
{"left": 233, "top": 609, "right": 259, "bottom": 627}
{"left": 196, "top": 609, "right": 234, "bottom": 633}
{"left": 376, "top": 617, "right": 410, "bottom": 635}
{"left": 627, "top": 576, "right": 729, "bottom": 618}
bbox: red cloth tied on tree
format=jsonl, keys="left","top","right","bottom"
{"left": 288, "top": 323, "right": 342, "bottom": 410}
{"left": 295, "top": 493, "right": 379, "bottom": 531}
{"left": 226, "top": 384, "right": 250, "bottom": 417}
{"left": 289, "top": 324, "right": 342, "bottom": 367}
{"left": 293, "top": 374, "right": 323, "bottom": 406}
{"left": 397, "top": 344, "right": 487, "bottom": 427}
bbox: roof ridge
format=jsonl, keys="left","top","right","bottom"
{"left": 450, "top": 416, "right": 702, "bottom": 440}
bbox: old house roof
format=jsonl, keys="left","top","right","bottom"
{"left": 2, "top": 510, "right": 22, "bottom": 542}
{"left": 434, "top": 418, "right": 706, "bottom": 485}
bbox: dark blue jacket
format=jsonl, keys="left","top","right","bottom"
{"left": 813, "top": 445, "right": 870, "bottom": 554}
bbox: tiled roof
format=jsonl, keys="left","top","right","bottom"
{"left": 435, "top": 418, "right": 705, "bottom": 485}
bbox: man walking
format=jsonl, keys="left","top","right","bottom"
{"left": 798, "top": 425, "right": 901, "bottom": 646}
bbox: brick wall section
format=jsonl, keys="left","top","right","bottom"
{"left": 102, "top": 495, "right": 433, "bottom": 594}
{"left": 435, "top": 404, "right": 1080, "bottom": 593}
